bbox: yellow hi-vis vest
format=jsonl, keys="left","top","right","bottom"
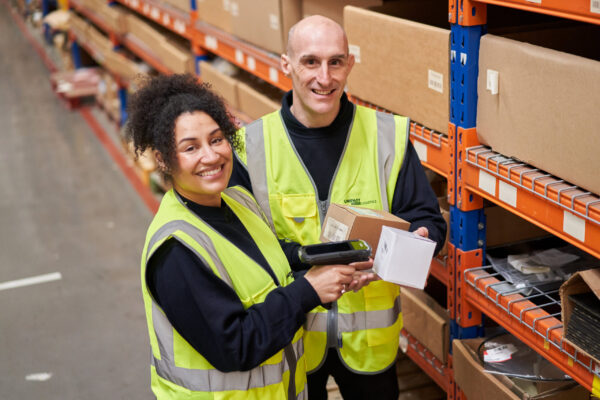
{"left": 141, "top": 186, "right": 307, "bottom": 399}
{"left": 236, "top": 105, "right": 409, "bottom": 374}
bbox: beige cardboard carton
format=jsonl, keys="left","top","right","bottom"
{"left": 197, "top": 0, "right": 233, "bottom": 33}
{"left": 320, "top": 203, "right": 410, "bottom": 257}
{"left": 199, "top": 61, "right": 240, "bottom": 109}
{"left": 302, "top": 0, "right": 382, "bottom": 25}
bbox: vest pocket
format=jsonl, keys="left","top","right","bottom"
{"left": 270, "top": 193, "right": 318, "bottom": 243}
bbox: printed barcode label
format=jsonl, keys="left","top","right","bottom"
{"left": 269, "top": 67, "right": 278, "bottom": 83}
{"left": 247, "top": 56, "right": 256, "bottom": 71}
{"left": 592, "top": 0, "right": 600, "bottom": 13}
{"left": 428, "top": 69, "right": 443, "bottom": 93}
{"left": 235, "top": 49, "right": 244, "bottom": 64}
{"left": 205, "top": 36, "right": 218, "bottom": 50}
{"left": 322, "top": 218, "right": 349, "bottom": 242}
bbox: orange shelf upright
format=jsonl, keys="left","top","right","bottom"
{"left": 190, "top": 21, "right": 291, "bottom": 92}
{"left": 462, "top": 265, "right": 600, "bottom": 395}
{"left": 457, "top": 128, "right": 600, "bottom": 259}
{"left": 400, "top": 329, "right": 453, "bottom": 395}
{"left": 429, "top": 256, "right": 450, "bottom": 288}
{"left": 467, "top": 0, "right": 600, "bottom": 25}
{"left": 114, "top": 0, "right": 192, "bottom": 39}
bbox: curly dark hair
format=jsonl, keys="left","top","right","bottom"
{"left": 125, "top": 73, "right": 240, "bottom": 179}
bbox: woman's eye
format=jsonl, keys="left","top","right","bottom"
{"left": 212, "top": 137, "right": 224, "bottom": 145}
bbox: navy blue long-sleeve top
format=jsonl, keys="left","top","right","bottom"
{"left": 230, "top": 91, "right": 447, "bottom": 254}
{"left": 146, "top": 195, "right": 320, "bottom": 372}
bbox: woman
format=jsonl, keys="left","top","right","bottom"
{"left": 126, "top": 74, "right": 374, "bottom": 399}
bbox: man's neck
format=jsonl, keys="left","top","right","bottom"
{"left": 289, "top": 102, "right": 340, "bottom": 129}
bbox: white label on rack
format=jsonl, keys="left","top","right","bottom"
{"left": 592, "top": 0, "right": 600, "bottom": 13}
{"left": 322, "top": 218, "right": 349, "bottom": 242}
{"left": 174, "top": 20, "right": 186, "bottom": 35}
{"left": 223, "top": 0, "right": 230, "bottom": 12}
{"left": 349, "top": 44, "right": 361, "bottom": 63}
{"left": 162, "top": 14, "right": 170, "bottom": 25}
{"left": 479, "top": 170, "right": 496, "bottom": 196}
{"left": 247, "top": 56, "right": 256, "bottom": 71}
{"left": 269, "top": 67, "right": 278, "bottom": 83}
{"left": 131, "top": 0, "right": 139, "bottom": 7}
{"left": 205, "top": 35, "right": 218, "bottom": 50}
{"left": 526, "top": 0, "right": 541, "bottom": 4}
{"left": 230, "top": 1, "right": 239, "bottom": 17}
{"left": 142, "top": 3, "right": 149, "bottom": 14}
{"left": 413, "top": 140, "right": 428, "bottom": 162}
{"left": 428, "top": 69, "right": 444, "bottom": 93}
{"left": 235, "top": 49, "right": 244, "bottom": 64}
{"left": 150, "top": 7, "right": 160, "bottom": 20}
{"left": 269, "top": 14, "right": 280, "bottom": 31}
{"left": 563, "top": 211, "right": 586, "bottom": 242}
{"left": 499, "top": 180, "right": 517, "bottom": 208}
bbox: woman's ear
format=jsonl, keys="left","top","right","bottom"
{"left": 154, "top": 151, "right": 167, "bottom": 172}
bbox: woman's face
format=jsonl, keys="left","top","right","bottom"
{"left": 169, "top": 111, "right": 232, "bottom": 206}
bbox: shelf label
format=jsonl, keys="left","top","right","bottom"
{"left": 162, "top": 13, "right": 170, "bottom": 25}
{"left": 499, "top": 180, "right": 517, "bottom": 208}
{"left": 131, "top": 0, "right": 139, "bottom": 7}
{"left": 428, "top": 69, "right": 444, "bottom": 94}
{"left": 268, "top": 67, "right": 278, "bottom": 83}
{"left": 150, "top": 7, "right": 160, "bottom": 20}
{"left": 526, "top": 0, "right": 541, "bottom": 4}
{"left": 479, "top": 170, "right": 496, "bottom": 196}
{"left": 349, "top": 44, "right": 361, "bottom": 63}
{"left": 247, "top": 56, "right": 256, "bottom": 71}
{"left": 235, "top": 49, "right": 244, "bottom": 64}
{"left": 174, "top": 20, "right": 186, "bottom": 35}
{"left": 142, "top": 3, "right": 149, "bottom": 14}
{"left": 413, "top": 140, "right": 428, "bottom": 162}
{"left": 563, "top": 211, "right": 585, "bottom": 242}
{"left": 204, "top": 35, "right": 218, "bottom": 50}
{"left": 592, "top": 0, "right": 600, "bottom": 14}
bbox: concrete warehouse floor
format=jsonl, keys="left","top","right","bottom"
{"left": 0, "top": 5, "right": 154, "bottom": 399}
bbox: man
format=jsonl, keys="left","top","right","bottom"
{"left": 230, "top": 15, "right": 447, "bottom": 400}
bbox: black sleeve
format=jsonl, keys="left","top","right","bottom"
{"left": 391, "top": 141, "right": 448, "bottom": 255}
{"left": 228, "top": 152, "right": 253, "bottom": 192}
{"left": 147, "top": 239, "right": 321, "bottom": 372}
{"left": 278, "top": 238, "right": 312, "bottom": 271}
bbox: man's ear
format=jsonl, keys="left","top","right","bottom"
{"left": 281, "top": 54, "right": 292, "bottom": 76}
{"left": 347, "top": 53, "right": 355, "bottom": 73}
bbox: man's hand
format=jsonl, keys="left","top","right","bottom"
{"left": 413, "top": 226, "right": 429, "bottom": 238}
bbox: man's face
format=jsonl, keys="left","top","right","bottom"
{"left": 281, "top": 19, "right": 354, "bottom": 127}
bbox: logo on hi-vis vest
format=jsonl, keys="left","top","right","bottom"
{"left": 343, "top": 198, "right": 377, "bottom": 206}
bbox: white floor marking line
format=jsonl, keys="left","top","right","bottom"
{"left": 0, "top": 272, "right": 62, "bottom": 291}
{"left": 26, "top": 372, "right": 53, "bottom": 381}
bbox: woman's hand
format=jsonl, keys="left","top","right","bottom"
{"left": 304, "top": 264, "right": 356, "bottom": 303}
{"left": 346, "top": 259, "right": 378, "bottom": 292}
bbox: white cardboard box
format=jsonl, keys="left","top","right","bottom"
{"left": 373, "top": 226, "right": 435, "bottom": 289}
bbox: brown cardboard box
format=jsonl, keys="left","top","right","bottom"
{"left": 104, "top": 51, "right": 144, "bottom": 81}
{"left": 236, "top": 73, "right": 283, "bottom": 120}
{"left": 485, "top": 205, "right": 548, "bottom": 248}
{"left": 560, "top": 268, "right": 600, "bottom": 364}
{"left": 154, "top": 38, "right": 194, "bottom": 74}
{"left": 199, "top": 61, "right": 240, "bottom": 109}
{"left": 344, "top": 1, "right": 450, "bottom": 134}
{"left": 197, "top": 0, "right": 233, "bottom": 33}
{"left": 401, "top": 287, "right": 449, "bottom": 363}
{"left": 125, "top": 14, "right": 166, "bottom": 47}
{"left": 231, "top": 0, "right": 302, "bottom": 54}
{"left": 476, "top": 33, "right": 600, "bottom": 196}
{"left": 320, "top": 203, "right": 410, "bottom": 257}
{"left": 160, "top": 0, "right": 191, "bottom": 12}
{"left": 302, "top": 0, "right": 382, "bottom": 26}
{"left": 453, "top": 338, "right": 589, "bottom": 400}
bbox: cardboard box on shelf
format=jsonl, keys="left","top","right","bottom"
{"left": 344, "top": 0, "right": 450, "bottom": 134}
{"left": 560, "top": 268, "right": 600, "bottom": 365}
{"left": 199, "top": 61, "right": 240, "bottom": 109}
{"left": 302, "top": 0, "right": 382, "bottom": 25}
{"left": 197, "top": 0, "right": 233, "bottom": 33}
{"left": 231, "top": 0, "right": 302, "bottom": 54}
{"left": 125, "top": 14, "right": 167, "bottom": 48}
{"left": 401, "top": 287, "right": 449, "bottom": 363}
{"left": 477, "top": 30, "right": 600, "bottom": 196}
{"left": 320, "top": 203, "right": 410, "bottom": 257}
{"left": 160, "top": 0, "right": 191, "bottom": 12}
{"left": 373, "top": 226, "right": 435, "bottom": 289}
{"left": 453, "top": 338, "right": 589, "bottom": 400}
{"left": 153, "top": 38, "right": 195, "bottom": 74}
{"left": 485, "top": 205, "right": 548, "bottom": 248}
{"left": 236, "top": 73, "right": 283, "bottom": 120}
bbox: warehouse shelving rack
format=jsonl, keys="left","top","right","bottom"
{"left": 449, "top": 0, "right": 600, "bottom": 397}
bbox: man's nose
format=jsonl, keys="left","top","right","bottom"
{"left": 317, "top": 63, "right": 331, "bottom": 85}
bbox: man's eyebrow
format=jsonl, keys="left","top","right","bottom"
{"left": 298, "top": 53, "right": 347, "bottom": 61}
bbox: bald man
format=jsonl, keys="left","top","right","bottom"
{"left": 231, "top": 15, "right": 446, "bottom": 399}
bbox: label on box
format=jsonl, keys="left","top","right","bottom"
{"left": 230, "top": 1, "right": 239, "bottom": 17}
{"left": 269, "top": 14, "right": 279, "bottom": 31}
{"left": 428, "top": 69, "right": 444, "bottom": 93}
{"left": 592, "top": 0, "right": 600, "bottom": 13}
{"left": 223, "top": 0, "right": 230, "bottom": 12}
{"left": 322, "top": 218, "right": 349, "bottom": 242}
{"left": 347, "top": 206, "right": 381, "bottom": 218}
{"left": 483, "top": 344, "right": 517, "bottom": 363}
{"left": 349, "top": 45, "right": 361, "bottom": 63}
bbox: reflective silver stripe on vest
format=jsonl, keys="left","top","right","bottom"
{"left": 224, "top": 187, "right": 274, "bottom": 233}
{"left": 146, "top": 220, "right": 234, "bottom": 288}
{"left": 376, "top": 111, "right": 397, "bottom": 212}
{"left": 244, "top": 118, "right": 275, "bottom": 228}
{"left": 151, "top": 303, "right": 306, "bottom": 392}
{"left": 304, "top": 296, "right": 401, "bottom": 333}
